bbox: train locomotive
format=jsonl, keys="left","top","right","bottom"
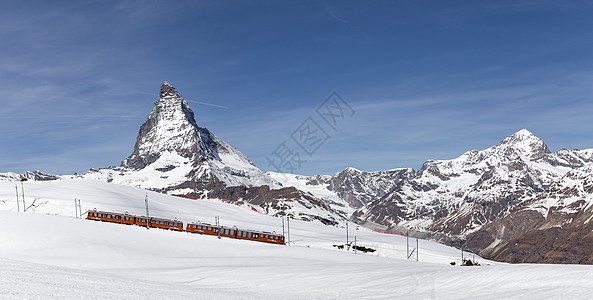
{"left": 86, "top": 210, "right": 285, "bottom": 245}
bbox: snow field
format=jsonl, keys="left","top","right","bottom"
{"left": 1, "top": 179, "right": 593, "bottom": 299}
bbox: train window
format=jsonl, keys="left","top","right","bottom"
{"left": 254, "top": 234, "right": 259, "bottom": 239}
{"left": 230, "top": 230, "right": 235, "bottom": 235}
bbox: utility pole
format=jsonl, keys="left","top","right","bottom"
{"left": 287, "top": 216, "right": 290, "bottom": 246}
{"left": 216, "top": 216, "right": 221, "bottom": 238}
{"left": 21, "top": 182, "right": 26, "bottom": 212}
{"left": 282, "top": 217, "right": 285, "bottom": 238}
{"left": 78, "top": 199, "right": 81, "bottom": 218}
{"left": 354, "top": 236, "right": 357, "bottom": 253}
{"left": 15, "top": 185, "right": 19, "bottom": 212}
{"left": 461, "top": 248, "right": 464, "bottom": 264}
{"left": 145, "top": 193, "right": 150, "bottom": 229}
{"left": 346, "top": 221, "right": 349, "bottom": 250}
{"left": 416, "top": 238, "right": 419, "bottom": 262}
{"left": 406, "top": 232, "right": 409, "bottom": 259}
{"left": 75, "top": 199, "right": 78, "bottom": 218}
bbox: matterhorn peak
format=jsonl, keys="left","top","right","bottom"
{"left": 120, "top": 82, "right": 278, "bottom": 189}
{"left": 159, "top": 81, "right": 182, "bottom": 99}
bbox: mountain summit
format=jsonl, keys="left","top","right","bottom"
{"left": 494, "top": 129, "right": 551, "bottom": 159}
{"left": 119, "top": 82, "right": 278, "bottom": 191}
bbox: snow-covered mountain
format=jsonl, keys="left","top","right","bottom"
{"left": 356, "top": 130, "right": 567, "bottom": 233}
{"left": 0, "top": 170, "right": 59, "bottom": 182}
{"left": 268, "top": 167, "right": 414, "bottom": 218}
{"left": 82, "top": 82, "right": 278, "bottom": 193}
{"left": 342, "top": 129, "right": 593, "bottom": 263}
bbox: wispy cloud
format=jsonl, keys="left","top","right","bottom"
{"left": 320, "top": 0, "right": 372, "bottom": 42}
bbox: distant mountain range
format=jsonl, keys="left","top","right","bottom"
{"left": 3, "top": 82, "right": 593, "bottom": 264}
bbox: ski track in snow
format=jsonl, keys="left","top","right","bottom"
{"left": 1, "top": 179, "right": 593, "bottom": 299}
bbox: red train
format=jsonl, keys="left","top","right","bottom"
{"left": 86, "top": 210, "right": 285, "bottom": 245}
{"left": 186, "top": 222, "right": 285, "bottom": 245}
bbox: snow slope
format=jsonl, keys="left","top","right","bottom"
{"left": 1, "top": 180, "right": 593, "bottom": 299}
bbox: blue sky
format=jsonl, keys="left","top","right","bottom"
{"left": 1, "top": 0, "right": 593, "bottom": 176}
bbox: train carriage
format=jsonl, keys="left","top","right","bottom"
{"left": 135, "top": 216, "right": 183, "bottom": 231}
{"left": 236, "top": 229, "right": 285, "bottom": 245}
{"left": 219, "top": 226, "right": 237, "bottom": 238}
{"left": 259, "top": 232, "right": 285, "bottom": 245}
{"left": 186, "top": 222, "right": 233, "bottom": 237}
{"left": 87, "top": 210, "right": 135, "bottom": 225}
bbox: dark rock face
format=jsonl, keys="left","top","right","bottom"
{"left": 0, "top": 170, "right": 61, "bottom": 182}
{"left": 24, "top": 170, "right": 60, "bottom": 181}
{"left": 328, "top": 167, "right": 414, "bottom": 209}
{"left": 467, "top": 201, "right": 593, "bottom": 264}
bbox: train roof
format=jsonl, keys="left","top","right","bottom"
{"left": 188, "top": 221, "right": 282, "bottom": 236}
{"left": 89, "top": 210, "right": 180, "bottom": 222}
